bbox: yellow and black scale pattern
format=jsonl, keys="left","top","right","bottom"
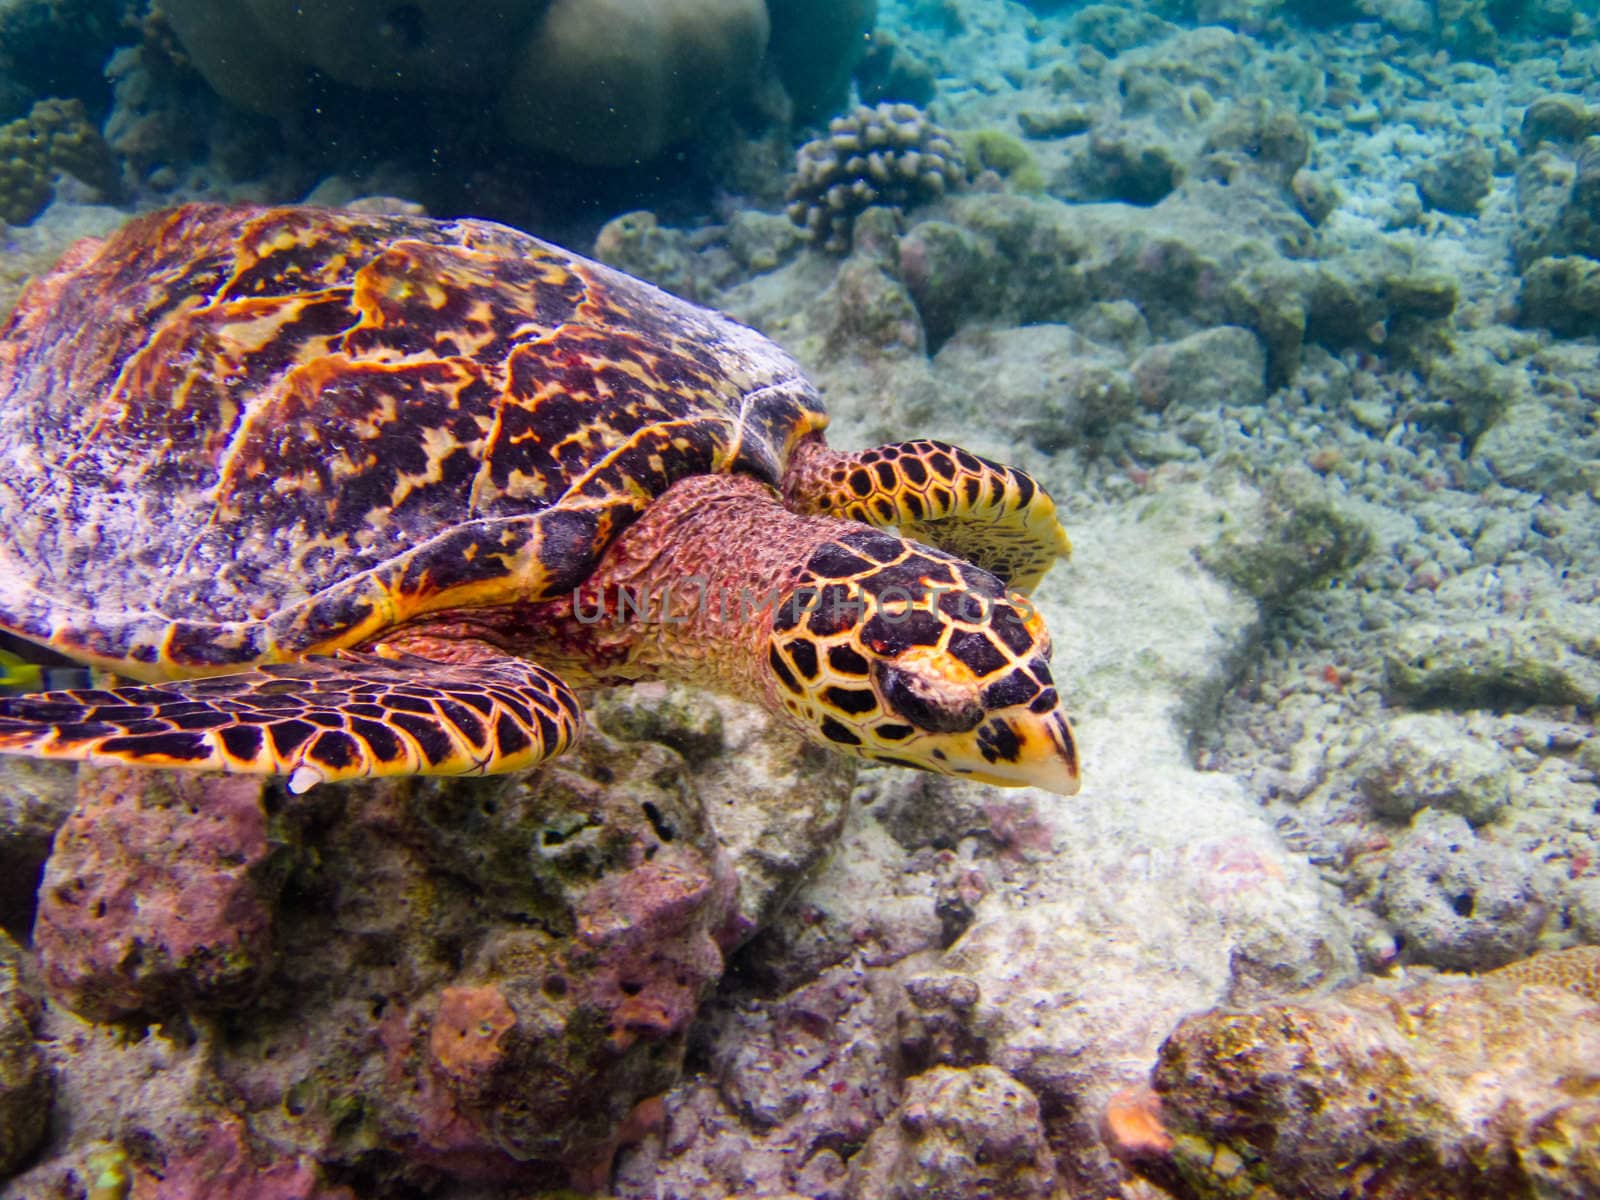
{"left": 0, "top": 203, "right": 826, "bottom": 679}
{"left": 769, "top": 528, "right": 1073, "bottom": 778}
{"left": 0, "top": 651, "right": 580, "bottom": 789}
{"left": 783, "top": 439, "right": 1071, "bottom": 592}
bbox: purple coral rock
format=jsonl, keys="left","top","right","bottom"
{"left": 844, "top": 1065, "right": 1059, "bottom": 1200}
{"left": 571, "top": 853, "right": 738, "bottom": 1048}
{"left": 129, "top": 1115, "right": 354, "bottom": 1199}
{"left": 33, "top": 767, "right": 280, "bottom": 1021}
{"left": 409, "top": 843, "right": 738, "bottom": 1180}
{"left": 364, "top": 736, "right": 743, "bottom": 1187}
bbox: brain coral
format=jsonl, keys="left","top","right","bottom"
{"left": 159, "top": 0, "right": 790, "bottom": 167}
{"left": 500, "top": 0, "right": 769, "bottom": 166}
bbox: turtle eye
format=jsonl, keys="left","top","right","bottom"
{"left": 872, "top": 661, "right": 982, "bottom": 734}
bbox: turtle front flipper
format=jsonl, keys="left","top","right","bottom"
{"left": 0, "top": 649, "right": 581, "bottom": 794}
{"left": 783, "top": 438, "right": 1072, "bottom": 591}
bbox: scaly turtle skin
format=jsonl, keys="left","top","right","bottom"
{"left": 0, "top": 203, "right": 1078, "bottom": 795}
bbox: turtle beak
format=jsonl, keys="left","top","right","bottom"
{"left": 963, "top": 709, "right": 1081, "bottom": 796}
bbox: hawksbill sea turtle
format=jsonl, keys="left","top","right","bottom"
{"left": 0, "top": 203, "right": 1079, "bottom": 796}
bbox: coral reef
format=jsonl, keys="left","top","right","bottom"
{"left": 0, "top": 97, "right": 117, "bottom": 226}
{"left": 0, "top": 129, "right": 53, "bottom": 227}
{"left": 7, "top": 3, "right": 1600, "bottom": 1197}
{"left": 0, "top": 201, "right": 126, "bottom": 322}
{"left": 1115, "top": 950, "right": 1600, "bottom": 1199}
{"left": 0, "top": 928, "right": 49, "bottom": 1176}
{"left": 1195, "top": 469, "right": 1372, "bottom": 606}
{"left": 1410, "top": 139, "right": 1493, "bottom": 215}
{"left": 36, "top": 768, "right": 283, "bottom": 1021}
{"left": 1491, "top": 944, "right": 1600, "bottom": 1002}
{"left": 808, "top": 207, "right": 927, "bottom": 355}
{"left": 843, "top": 1065, "right": 1059, "bottom": 1199}
{"left": 500, "top": 0, "right": 770, "bottom": 165}
{"left": 1081, "top": 119, "right": 1184, "bottom": 205}
{"left": 158, "top": 0, "right": 532, "bottom": 120}
{"left": 0, "top": 0, "right": 128, "bottom": 124}
{"left": 854, "top": 28, "right": 940, "bottom": 108}
{"left": 933, "top": 323, "right": 1136, "bottom": 450}
{"left": 1352, "top": 714, "right": 1510, "bottom": 827}
{"left": 785, "top": 103, "right": 964, "bottom": 253}
{"left": 593, "top": 684, "right": 853, "bottom": 938}
{"left": 0, "top": 758, "right": 74, "bottom": 937}
{"left": 592, "top": 211, "right": 715, "bottom": 301}
{"left": 589, "top": 208, "right": 805, "bottom": 303}
{"left": 1130, "top": 326, "right": 1266, "bottom": 413}
{"left": 8, "top": 705, "right": 851, "bottom": 1194}
{"left": 1378, "top": 809, "right": 1550, "bottom": 971}
{"left": 766, "top": 0, "right": 877, "bottom": 119}
{"left": 1383, "top": 616, "right": 1600, "bottom": 711}
{"left": 1144, "top": 0, "right": 1586, "bottom": 56}
{"left": 1513, "top": 96, "right": 1600, "bottom": 264}
{"left": 958, "top": 128, "right": 1045, "bottom": 194}
{"left": 1519, "top": 255, "right": 1600, "bottom": 337}
{"left": 1510, "top": 93, "right": 1600, "bottom": 336}
{"left": 893, "top": 192, "right": 1456, "bottom": 390}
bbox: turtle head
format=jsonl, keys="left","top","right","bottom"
{"left": 764, "top": 531, "right": 1079, "bottom": 796}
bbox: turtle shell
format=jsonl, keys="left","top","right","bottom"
{"left": 0, "top": 204, "right": 826, "bottom": 678}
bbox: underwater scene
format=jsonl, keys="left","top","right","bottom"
{"left": 0, "top": 0, "right": 1598, "bottom": 1196}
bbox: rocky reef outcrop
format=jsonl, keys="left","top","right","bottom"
{"left": 4, "top": 2, "right": 1600, "bottom": 1196}
{"left": 1111, "top": 947, "right": 1600, "bottom": 1200}
{"left": 1512, "top": 95, "right": 1600, "bottom": 336}
{"left": 0, "top": 928, "right": 49, "bottom": 1178}
{"left": 3, "top": 686, "right": 851, "bottom": 1195}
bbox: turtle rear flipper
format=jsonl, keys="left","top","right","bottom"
{"left": 0, "top": 649, "right": 581, "bottom": 792}
{"left": 783, "top": 438, "right": 1072, "bottom": 592}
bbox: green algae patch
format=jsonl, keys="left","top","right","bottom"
{"left": 959, "top": 128, "right": 1047, "bottom": 194}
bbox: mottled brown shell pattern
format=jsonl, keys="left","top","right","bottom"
{"left": 0, "top": 204, "right": 825, "bottom": 678}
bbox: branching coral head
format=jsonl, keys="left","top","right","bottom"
{"left": 785, "top": 102, "right": 964, "bottom": 253}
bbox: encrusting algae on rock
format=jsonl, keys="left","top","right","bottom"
{"left": 11, "top": 722, "right": 758, "bottom": 1192}
{"left": 1108, "top": 947, "right": 1600, "bottom": 1200}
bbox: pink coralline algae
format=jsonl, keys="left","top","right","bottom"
{"left": 7, "top": 724, "right": 763, "bottom": 1197}
{"left": 124, "top": 1115, "right": 353, "bottom": 1200}
{"left": 572, "top": 854, "right": 738, "bottom": 1050}
{"left": 404, "top": 844, "right": 738, "bottom": 1180}
{"left": 34, "top": 767, "right": 282, "bottom": 1021}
